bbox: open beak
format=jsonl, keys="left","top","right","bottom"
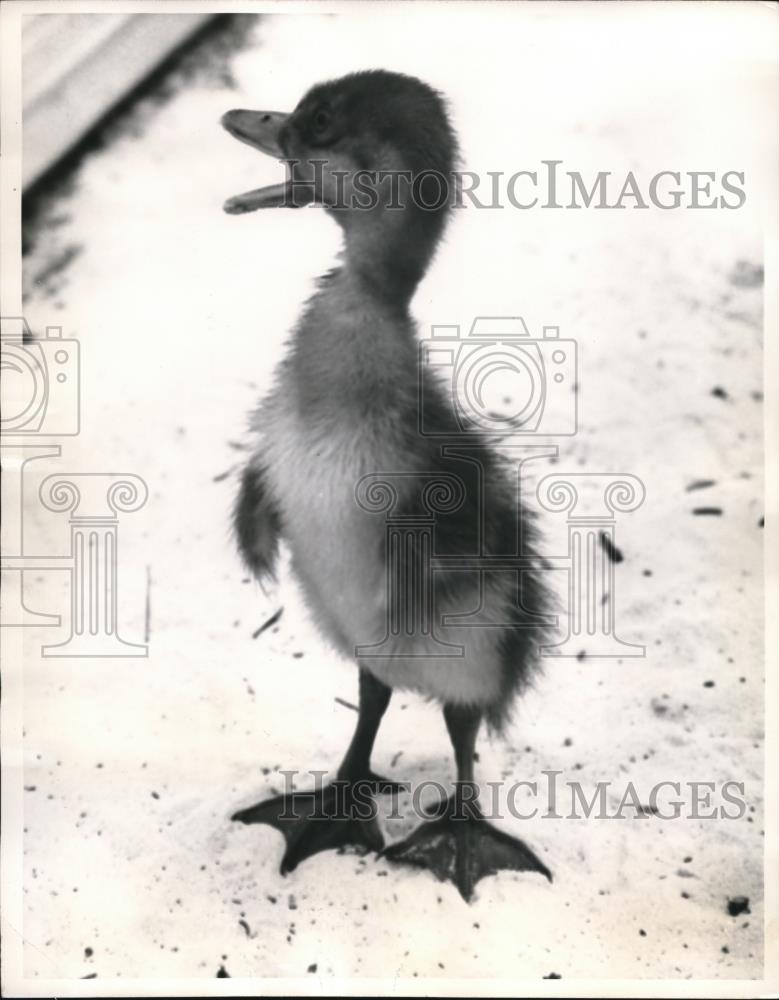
{"left": 221, "top": 109, "right": 314, "bottom": 213}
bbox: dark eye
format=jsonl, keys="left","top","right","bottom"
{"left": 312, "top": 108, "right": 331, "bottom": 135}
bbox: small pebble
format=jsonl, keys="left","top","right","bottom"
{"left": 727, "top": 896, "right": 750, "bottom": 917}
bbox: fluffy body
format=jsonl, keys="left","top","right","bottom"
{"left": 236, "top": 267, "right": 549, "bottom": 729}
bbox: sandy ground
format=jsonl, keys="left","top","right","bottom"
{"left": 14, "top": 6, "right": 772, "bottom": 987}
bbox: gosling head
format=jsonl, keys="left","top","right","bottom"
{"left": 221, "top": 70, "right": 459, "bottom": 301}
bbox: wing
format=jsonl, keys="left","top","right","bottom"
{"left": 233, "top": 463, "right": 282, "bottom": 584}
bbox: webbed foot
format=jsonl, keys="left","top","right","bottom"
{"left": 232, "top": 772, "right": 402, "bottom": 874}
{"left": 382, "top": 796, "right": 552, "bottom": 902}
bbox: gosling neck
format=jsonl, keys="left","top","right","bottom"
{"left": 333, "top": 202, "right": 448, "bottom": 310}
